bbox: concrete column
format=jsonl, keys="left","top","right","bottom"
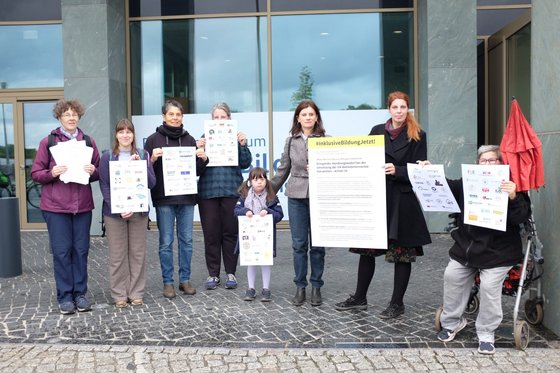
{"left": 531, "top": 0, "right": 560, "bottom": 336}
{"left": 61, "top": 0, "right": 127, "bottom": 235}
{"left": 417, "top": 0, "right": 478, "bottom": 231}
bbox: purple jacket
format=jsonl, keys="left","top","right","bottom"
{"left": 31, "top": 128, "right": 100, "bottom": 214}
{"left": 98, "top": 149, "right": 156, "bottom": 218}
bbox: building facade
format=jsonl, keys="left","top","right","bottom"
{"left": 0, "top": 0, "right": 558, "bottom": 335}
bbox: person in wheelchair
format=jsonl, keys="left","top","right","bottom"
{"left": 425, "top": 145, "right": 531, "bottom": 355}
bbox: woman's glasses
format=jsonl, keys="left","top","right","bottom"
{"left": 61, "top": 113, "right": 79, "bottom": 119}
{"left": 478, "top": 158, "right": 499, "bottom": 164}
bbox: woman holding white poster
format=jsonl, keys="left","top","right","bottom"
{"left": 197, "top": 102, "right": 252, "bottom": 291}
{"left": 271, "top": 99, "right": 327, "bottom": 307}
{"left": 335, "top": 91, "right": 431, "bottom": 319}
{"left": 99, "top": 119, "right": 156, "bottom": 308}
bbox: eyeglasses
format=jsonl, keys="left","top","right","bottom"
{"left": 478, "top": 158, "right": 499, "bottom": 164}
{"left": 61, "top": 113, "right": 79, "bottom": 119}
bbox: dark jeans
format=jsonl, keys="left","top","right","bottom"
{"left": 199, "top": 197, "right": 239, "bottom": 277}
{"left": 43, "top": 210, "right": 92, "bottom": 303}
{"left": 288, "top": 198, "right": 325, "bottom": 288}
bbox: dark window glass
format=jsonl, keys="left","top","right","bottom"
{"left": 0, "top": 25, "right": 63, "bottom": 88}
{"left": 130, "top": 18, "right": 268, "bottom": 115}
{"left": 271, "top": 0, "right": 413, "bottom": 12}
{"left": 477, "top": 9, "right": 529, "bottom": 35}
{"left": 129, "top": 0, "right": 267, "bottom": 17}
{"left": 0, "top": 0, "right": 61, "bottom": 21}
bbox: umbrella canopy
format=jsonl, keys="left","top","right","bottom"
{"left": 499, "top": 99, "right": 545, "bottom": 192}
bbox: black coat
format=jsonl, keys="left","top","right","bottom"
{"left": 369, "top": 123, "right": 431, "bottom": 247}
{"left": 447, "top": 178, "right": 531, "bottom": 268}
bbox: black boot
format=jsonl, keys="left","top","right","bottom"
{"left": 292, "top": 288, "right": 305, "bottom": 306}
{"left": 310, "top": 288, "right": 322, "bottom": 306}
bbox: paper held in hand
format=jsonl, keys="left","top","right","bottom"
{"left": 238, "top": 215, "right": 274, "bottom": 266}
{"left": 407, "top": 163, "right": 460, "bottom": 213}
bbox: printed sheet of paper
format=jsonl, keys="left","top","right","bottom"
{"left": 161, "top": 146, "right": 197, "bottom": 196}
{"left": 462, "top": 164, "right": 510, "bottom": 231}
{"left": 238, "top": 215, "right": 274, "bottom": 266}
{"left": 308, "top": 136, "right": 387, "bottom": 249}
{"left": 407, "top": 163, "right": 460, "bottom": 212}
{"left": 204, "top": 119, "right": 238, "bottom": 167}
{"left": 49, "top": 139, "right": 93, "bottom": 185}
{"left": 109, "top": 160, "right": 149, "bottom": 214}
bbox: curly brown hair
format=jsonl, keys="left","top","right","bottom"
{"left": 52, "top": 99, "right": 85, "bottom": 119}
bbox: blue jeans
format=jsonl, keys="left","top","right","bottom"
{"left": 43, "top": 211, "right": 92, "bottom": 303}
{"left": 288, "top": 198, "right": 325, "bottom": 289}
{"left": 155, "top": 204, "right": 194, "bottom": 284}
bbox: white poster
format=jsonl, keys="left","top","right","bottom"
{"left": 308, "top": 135, "right": 387, "bottom": 249}
{"left": 49, "top": 139, "right": 93, "bottom": 185}
{"left": 109, "top": 160, "right": 149, "bottom": 214}
{"left": 408, "top": 163, "right": 460, "bottom": 213}
{"left": 204, "top": 119, "right": 238, "bottom": 167}
{"left": 161, "top": 146, "right": 197, "bottom": 196}
{"left": 238, "top": 214, "right": 274, "bottom": 266}
{"left": 462, "top": 164, "right": 510, "bottom": 231}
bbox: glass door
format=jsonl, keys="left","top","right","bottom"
{"left": 0, "top": 102, "right": 15, "bottom": 199}
{"left": 20, "top": 100, "right": 60, "bottom": 226}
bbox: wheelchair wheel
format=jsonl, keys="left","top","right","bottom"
{"left": 514, "top": 320, "right": 530, "bottom": 350}
{"left": 434, "top": 305, "right": 443, "bottom": 331}
{"left": 524, "top": 299, "right": 544, "bottom": 326}
{"left": 465, "top": 294, "right": 479, "bottom": 315}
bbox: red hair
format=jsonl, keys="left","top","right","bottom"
{"left": 387, "top": 91, "right": 422, "bottom": 142}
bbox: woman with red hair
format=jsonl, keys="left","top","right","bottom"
{"left": 335, "top": 91, "right": 431, "bottom": 318}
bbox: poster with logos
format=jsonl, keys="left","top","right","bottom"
{"left": 161, "top": 146, "right": 197, "bottom": 196}
{"left": 109, "top": 160, "right": 149, "bottom": 214}
{"left": 204, "top": 119, "right": 238, "bottom": 167}
{"left": 407, "top": 163, "right": 460, "bottom": 212}
{"left": 462, "top": 164, "right": 510, "bottom": 231}
{"left": 238, "top": 214, "right": 274, "bottom": 266}
{"left": 308, "top": 135, "right": 387, "bottom": 249}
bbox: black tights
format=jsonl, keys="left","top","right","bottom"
{"left": 353, "top": 255, "right": 412, "bottom": 306}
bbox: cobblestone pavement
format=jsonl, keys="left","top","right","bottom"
{"left": 2, "top": 343, "right": 560, "bottom": 372}
{"left": 0, "top": 230, "right": 558, "bottom": 372}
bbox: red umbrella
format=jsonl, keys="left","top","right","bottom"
{"left": 499, "top": 98, "right": 545, "bottom": 192}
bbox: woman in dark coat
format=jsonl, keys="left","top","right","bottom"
{"left": 335, "top": 91, "right": 431, "bottom": 318}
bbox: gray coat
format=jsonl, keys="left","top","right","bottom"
{"left": 271, "top": 133, "right": 321, "bottom": 198}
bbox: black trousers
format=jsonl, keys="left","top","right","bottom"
{"left": 199, "top": 197, "right": 239, "bottom": 277}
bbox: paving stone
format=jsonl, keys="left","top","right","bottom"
{"left": 0, "top": 231, "right": 558, "bottom": 371}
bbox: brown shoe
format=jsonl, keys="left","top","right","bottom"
{"left": 179, "top": 281, "right": 196, "bottom": 295}
{"left": 163, "top": 284, "right": 176, "bottom": 299}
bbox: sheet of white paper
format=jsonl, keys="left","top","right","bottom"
{"left": 461, "top": 164, "right": 510, "bottom": 231}
{"left": 308, "top": 135, "right": 387, "bottom": 249}
{"left": 204, "top": 119, "right": 239, "bottom": 167}
{"left": 161, "top": 146, "right": 197, "bottom": 196}
{"left": 49, "top": 139, "right": 93, "bottom": 185}
{"left": 109, "top": 160, "right": 149, "bottom": 214}
{"left": 408, "top": 163, "right": 460, "bottom": 212}
{"left": 238, "top": 215, "right": 274, "bottom": 266}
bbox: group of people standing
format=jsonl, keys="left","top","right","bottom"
{"left": 31, "top": 91, "right": 527, "bottom": 355}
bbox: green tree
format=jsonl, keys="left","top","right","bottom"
{"left": 290, "top": 66, "right": 314, "bottom": 109}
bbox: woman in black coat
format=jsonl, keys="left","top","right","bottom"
{"left": 335, "top": 91, "right": 431, "bottom": 318}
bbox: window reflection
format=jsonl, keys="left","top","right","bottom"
{"left": 130, "top": 12, "right": 413, "bottom": 115}
{"left": 23, "top": 102, "right": 57, "bottom": 223}
{"left": 131, "top": 17, "right": 268, "bottom": 115}
{"left": 0, "top": 25, "right": 63, "bottom": 89}
{"left": 0, "top": 103, "right": 14, "bottom": 199}
{"left": 271, "top": 12, "right": 413, "bottom": 111}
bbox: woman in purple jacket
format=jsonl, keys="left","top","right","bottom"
{"left": 31, "top": 99, "right": 100, "bottom": 315}
{"left": 99, "top": 118, "right": 156, "bottom": 308}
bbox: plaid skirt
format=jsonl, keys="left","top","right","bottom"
{"left": 349, "top": 243, "right": 424, "bottom": 263}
